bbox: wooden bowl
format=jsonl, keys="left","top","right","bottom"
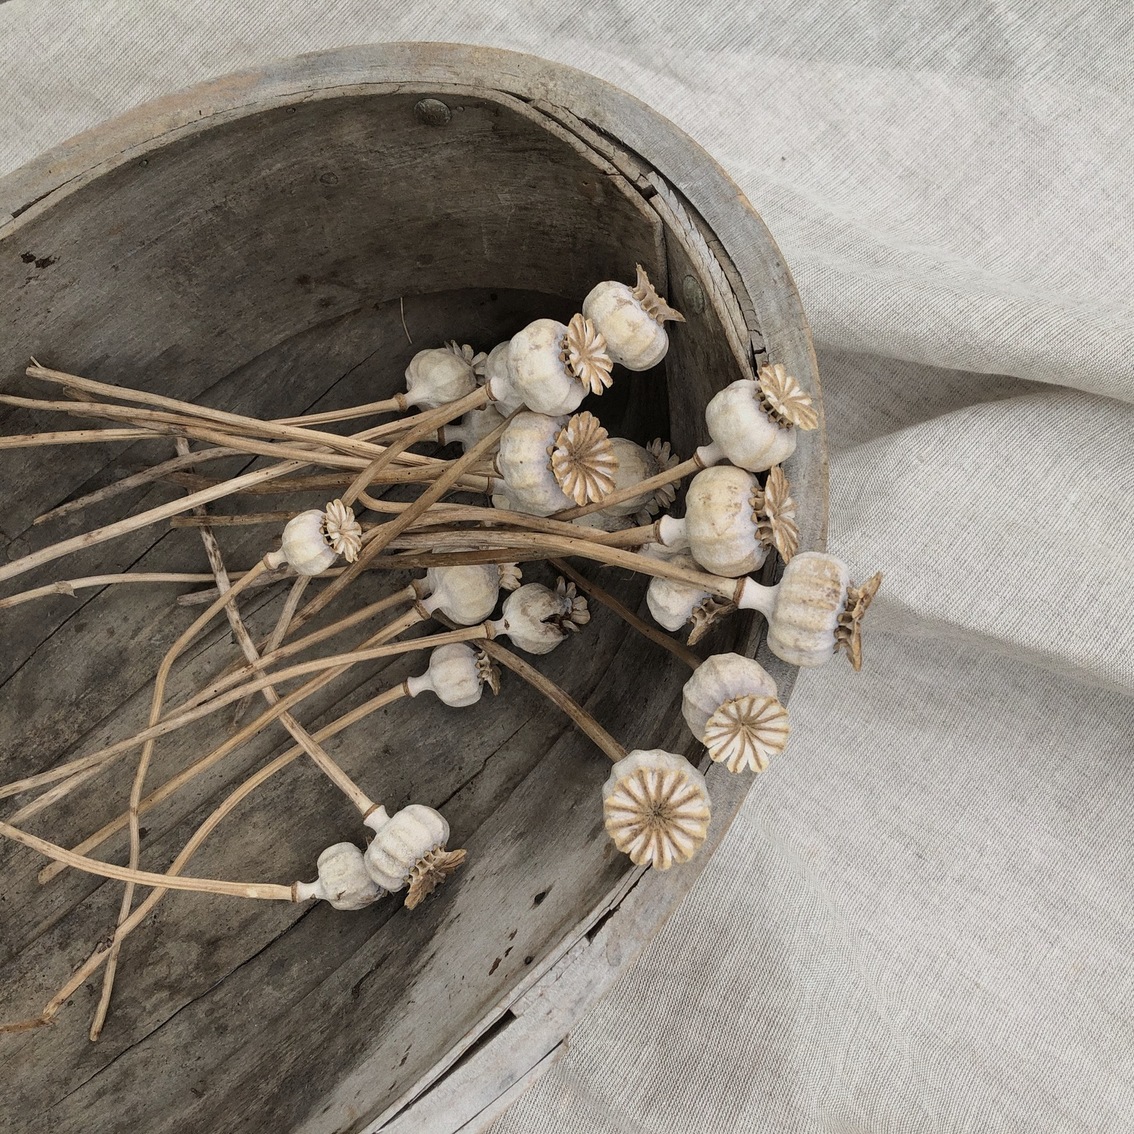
{"left": 0, "top": 43, "right": 825, "bottom": 1134}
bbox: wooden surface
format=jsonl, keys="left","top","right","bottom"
{"left": 0, "top": 45, "right": 826, "bottom": 1134}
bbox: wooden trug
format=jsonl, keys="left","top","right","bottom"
{"left": 0, "top": 43, "right": 826, "bottom": 1134}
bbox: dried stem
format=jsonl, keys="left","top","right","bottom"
{"left": 32, "top": 445, "right": 250, "bottom": 526}
{"left": 38, "top": 610, "right": 425, "bottom": 883}
{"left": 553, "top": 454, "right": 702, "bottom": 521}
{"left": 370, "top": 530, "right": 742, "bottom": 601}
{"left": 281, "top": 409, "right": 517, "bottom": 640}
{"left": 478, "top": 640, "right": 626, "bottom": 763}
{"left": 25, "top": 363, "right": 416, "bottom": 464}
{"left": 342, "top": 387, "right": 489, "bottom": 482}
{"left": 550, "top": 559, "right": 700, "bottom": 671}
{"left": 6, "top": 680, "right": 409, "bottom": 1033}
{"left": 17, "top": 616, "right": 467, "bottom": 838}
{"left": 180, "top": 587, "right": 417, "bottom": 709}
{"left": 0, "top": 428, "right": 164, "bottom": 448}
{"left": 91, "top": 558, "right": 272, "bottom": 1038}
{"left": 0, "top": 819, "right": 293, "bottom": 899}
{"left": 1, "top": 591, "right": 417, "bottom": 808}
{"left": 272, "top": 398, "right": 404, "bottom": 426}
{"left": 170, "top": 512, "right": 294, "bottom": 528}
{"left": 350, "top": 386, "right": 492, "bottom": 443}
{"left": 6, "top": 391, "right": 495, "bottom": 491}
{"left": 0, "top": 459, "right": 306, "bottom": 586}
{"left": 0, "top": 572, "right": 228, "bottom": 610}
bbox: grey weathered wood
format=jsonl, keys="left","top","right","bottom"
{"left": 0, "top": 44, "right": 826, "bottom": 1134}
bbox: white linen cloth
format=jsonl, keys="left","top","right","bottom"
{"left": 2, "top": 2, "right": 1131, "bottom": 1130}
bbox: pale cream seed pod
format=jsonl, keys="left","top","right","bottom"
{"left": 483, "top": 340, "right": 526, "bottom": 414}
{"left": 362, "top": 804, "right": 467, "bottom": 909}
{"left": 737, "top": 551, "right": 882, "bottom": 670}
{"left": 696, "top": 364, "right": 819, "bottom": 472}
{"left": 265, "top": 499, "right": 362, "bottom": 576}
{"left": 504, "top": 314, "right": 613, "bottom": 416}
{"left": 439, "top": 403, "right": 507, "bottom": 453}
{"left": 602, "top": 749, "right": 711, "bottom": 870}
{"left": 496, "top": 410, "right": 616, "bottom": 515}
{"left": 681, "top": 654, "right": 789, "bottom": 773}
{"left": 403, "top": 341, "right": 483, "bottom": 410}
{"left": 491, "top": 578, "right": 590, "bottom": 654}
{"left": 662, "top": 465, "right": 799, "bottom": 578}
{"left": 644, "top": 556, "right": 736, "bottom": 645}
{"left": 582, "top": 264, "right": 685, "bottom": 371}
{"left": 405, "top": 643, "right": 501, "bottom": 707}
{"left": 293, "top": 842, "right": 385, "bottom": 911}
{"left": 417, "top": 562, "right": 521, "bottom": 625}
{"left": 598, "top": 437, "right": 679, "bottom": 522}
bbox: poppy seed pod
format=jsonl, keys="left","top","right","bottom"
{"left": 582, "top": 265, "right": 684, "bottom": 371}
{"left": 737, "top": 551, "right": 883, "bottom": 670}
{"left": 681, "top": 654, "right": 789, "bottom": 773}
{"left": 264, "top": 499, "right": 362, "bottom": 576}
{"left": 696, "top": 364, "right": 819, "bottom": 472}
{"left": 602, "top": 749, "right": 711, "bottom": 870}
{"left": 503, "top": 314, "right": 613, "bottom": 416}
{"left": 491, "top": 578, "right": 590, "bottom": 654}
{"left": 664, "top": 465, "right": 799, "bottom": 578}
{"left": 403, "top": 341, "right": 484, "bottom": 409}
{"left": 362, "top": 804, "right": 467, "bottom": 909}
{"left": 293, "top": 842, "right": 384, "bottom": 911}
{"left": 405, "top": 643, "right": 500, "bottom": 708}
{"left": 418, "top": 562, "right": 522, "bottom": 625}
{"left": 496, "top": 411, "right": 616, "bottom": 515}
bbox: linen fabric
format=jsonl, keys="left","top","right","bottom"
{"left": 1, "top": 2, "right": 1131, "bottom": 1131}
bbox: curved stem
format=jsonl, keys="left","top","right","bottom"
{"left": 0, "top": 819, "right": 292, "bottom": 900}
{"left": 0, "top": 572, "right": 227, "bottom": 610}
{"left": 0, "top": 459, "right": 306, "bottom": 586}
{"left": 478, "top": 640, "right": 626, "bottom": 763}
{"left": 374, "top": 531, "right": 743, "bottom": 601}
{"left": 272, "top": 397, "right": 403, "bottom": 426}
{"left": 550, "top": 559, "right": 700, "bottom": 671}
{"left": 11, "top": 616, "right": 452, "bottom": 826}
{"left": 553, "top": 454, "right": 703, "bottom": 521}
{"left": 341, "top": 387, "right": 490, "bottom": 506}
{"left": 93, "top": 559, "right": 269, "bottom": 1038}
{"left": 4, "top": 681, "right": 410, "bottom": 1034}
{"left": 38, "top": 611, "right": 424, "bottom": 885}
{"left": 25, "top": 364, "right": 417, "bottom": 465}
{"left": 33, "top": 445, "right": 249, "bottom": 526}
{"left": 352, "top": 386, "right": 491, "bottom": 442}
{"left": 283, "top": 408, "right": 516, "bottom": 640}
{"left": 0, "top": 591, "right": 418, "bottom": 806}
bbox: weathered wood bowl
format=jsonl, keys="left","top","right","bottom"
{"left": 0, "top": 43, "right": 825, "bottom": 1134}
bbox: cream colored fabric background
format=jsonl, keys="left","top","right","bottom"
{"left": 2, "top": 2, "right": 1132, "bottom": 1131}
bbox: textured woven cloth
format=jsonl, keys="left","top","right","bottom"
{"left": 2, "top": 2, "right": 1132, "bottom": 1131}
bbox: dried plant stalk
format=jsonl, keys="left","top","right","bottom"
{"left": 0, "top": 819, "right": 293, "bottom": 900}
{"left": 550, "top": 559, "right": 701, "bottom": 671}
{"left": 5, "top": 678, "right": 409, "bottom": 1033}
{"left": 0, "top": 572, "right": 226, "bottom": 610}
{"left": 0, "top": 427, "right": 165, "bottom": 448}
{"left": 33, "top": 445, "right": 250, "bottom": 526}
{"left": 0, "top": 592, "right": 417, "bottom": 807}
{"left": 12, "top": 616, "right": 472, "bottom": 828}
{"left": 478, "top": 639, "right": 625, "bottom": 763}
{"left": 282, "top": 408, "right": 517, "bottom": 640}
{"left": 553, "top": 454, "right": 703, "bottom": 521}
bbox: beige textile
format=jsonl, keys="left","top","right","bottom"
{"left": 2, "top": 2, "right": 1131, "bottom": 1131}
